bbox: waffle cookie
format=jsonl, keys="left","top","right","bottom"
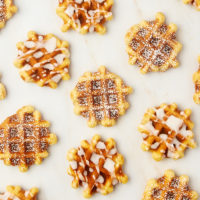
{"left": 71, "top": 66, "right": 133, "bottom": 127}
{"left": 138, "top": 103, "right": 196, "bottom": 161}
{"left": 183, "top": 0, "right": 200, "bottom": 10}
{"left": 56, "top": 0, "right": 113, "bottom": 34}
{"left": 14, "top": 31, "right": 70, "bottom": 89}
{"left": 125, "top": 12, "right": 182, "bottom": 74}
{"left": 0, "top": 77, "right": 6, "bottom": 100}
{"left": 0, "top": 0, "right": 17, "bottom": 29}
{"left": 193, "top": 56, "right": 200, "bottom": 104}
{"left": 67, "top": 134, "right": 128, "bottom": 198}
{"left": 0, "top": 106, "right": 57, "bottom": 172}
{"left": 143, "top": 170, "right": 198, "bottom": 200}
{"left": 0, "top": 186, "right": 38, "bottom": 200}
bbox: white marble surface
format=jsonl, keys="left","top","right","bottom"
{"left": 0, "top": 0, "right": 200, "bottom": 199}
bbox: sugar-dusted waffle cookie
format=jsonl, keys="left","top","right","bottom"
{"left": 0, "top": 106, "right": 57, "bottom": 172}
{"left": 0, "top": 186, "right": 38, "bottom": 200}
{"left": 0, "top": 0, "right": 17, "bottom": 29}
{"left": 14, "top": 31, "right": 70, "bottom": 89}
{"left": 193, "top": 56, "right": 200, "bottom": 104}
{"left": 125, "top": 12, "right": 182, "bottom": 74}
{"left": 138, "top": 103, "right": 196, "bottom": 161}
{"left": 183, "top": 0, "right": 200, "bottom": 10}
{"left": 67, "top": 134, "right": 128, "bottom": 198}
{"left": 143, "top": 170, "right": 198, "bottom": 200}
{"left": 71, "top": 66, "right": 133, "bottom": 127}
{"left": 56, "top": 0, "right": 113, "bottom": 34}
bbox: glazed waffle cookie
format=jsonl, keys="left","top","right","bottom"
{"left": 0, "top": 186, "right": 38, "bottom": 200}
{"left": 67, "top": 134, "right": 128, "bottom": 198}
{"left": 0, "top": 0, "right": 17, "bottom": 29}
{"left": 71, "top": 66, "right": 133, "bottom": 127}
{"left": 183, "top": 0, "right": 200, "bottom": 10}
{"left": 193, "top": 56, "right": 200, "bottom": 104}
{"left": 56, "top": 0, "right": 113, "bottom": 34}
{"left": 125, "top": 12, "right": 182, "bottom": 74}
{"left": 14, "top": 31, "right": 70, "bottom": 89}
{"left": 143, "top": 170, "right": 198, "bottom": 200}
{"left": 138, "top": 103, "right": 196, "bottom": 161}
{"left": 0, "top": 106, "right": 57, "bottom": 172}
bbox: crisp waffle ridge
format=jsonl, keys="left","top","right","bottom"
{"left": 0, "top": 75, "right": 6, "bottom": 100}
{"left": 14, "top": 31, "right": 70, "bottom": 89}
{"left": 0, "top": 0, "right": 17, "bottom": 29}
{"left": 125, "top": 12, "right": 182, "bottom": 74}
{"left": 0, "top": 106, "right": 57, "bottom": 172}
{"left": 56, "top": 0, "right": 113, "bottom": 34}
{"left": 0, "top": 186, "right": 38, "bottom": 200}
{"left": 67, "top": 134, "right": 128, "bottom": 198}
{"left": 143, "top": 170, "right": 198, "bottom": 200}
{"left": 193, "top": 56, "right": 200, "bottom": 104}
{"left": 71, "top": 66, "right": 133, "bottom": 127}
{"left": 138, "top": 103, "right": 196, "bottom": 161}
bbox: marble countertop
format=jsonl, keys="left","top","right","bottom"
{"left": 0, "top": 0, "right": 200, "bottom": 199}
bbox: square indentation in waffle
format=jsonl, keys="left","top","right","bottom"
{"left": 138, "top": 103, "right": 196, "bottom": 161}
{"left": 56, "top": 0, "right": 113, "bottom": 34}
{"left": 193, "top": 56, "right": 200, "bottom": 104}
{"left": 0, "top": 0, "right": 6, "bottom": 22}
{"left": 0, "top": 185, "right": 39, "bottom": 200}
{"left": 71, "top": 66, "right": 133, "bottom": 127}
{"left": 183, "top": 0, "right": 200, "bottom": 10}
{"left": 143, "top": 170, "right": 198, "bottom": 200}
{"left": 14, "top": 31, "right": 70, "bottom": 89}
{"left": 125, "top": 12, "right": 182, "bottom": 74}
{"left": 0, "top": 106, "right": 57, "bottom": 172}
{"left": 67, "top": 134, "right": 128, "bottom": 198}
{"left": 0, "top": 0, "right": 17, "bottom": 29}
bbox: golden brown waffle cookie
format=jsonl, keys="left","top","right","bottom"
{"left": 71, "top": 66, "right": 133, "bottom": 127}
{"left": 138, "top": 103, "right": 196, "bottom": 161}
{"left": 0, "top": 186, "right": 38, "bottom": 200}
{"left": 125, "top": 12, "right": 182, "bottom": 74}
{"left": 0, "top": 75, "right": 6, "bottom": 100}
{"left": 67, "top": 134, "right": 128, "bottom": 198}
{"left": 183, "top": 0, "right": 200, "bottom": 10}
{"left": 14, "top": 31, "right": 70, "bottom": 89}
{"left": 56, "top": 0, "right": 113, "bottom": 34}
{"left": 143, "top": 170, "right": 198, "bottom": 200}
{"left": 0, "top": 0, "right": 17, "bottom": 29}
{"left": 0, "top": 106, "right": 57, "bottom": 172}
{"left": 193, "top": 56, "right": 200, "bottom": 104}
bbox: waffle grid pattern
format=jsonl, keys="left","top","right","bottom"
{"left": 0, "top": 106, "right": 57, "bottom": 172}
{"left": 143, "top": 170, "right": 198, "bottom": 200}
{"left": 14, "top": 31, "right": 70, "bottom": 89}
{"left": 67, "top": 134, "right": 128, "bottom": 198}
{"left": 71, "top": 66, "right": 132, "bottom": 127}
{"left": 125, "top": 12, "right": 182, "bottom": 74}
{"left": 56, "top": 0, "right": 113, "bottom": 34}
{"left": 0, "top": 185, "right": 38, "bottom": 200}
{"left": 193, "top": 56, "right": 200, "bottom": 104}
{"left": 138, "top": 103, "right": 196, "bottom": 161}
{"left": 0, "top": 0, "right": 17, "bottom": 29}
